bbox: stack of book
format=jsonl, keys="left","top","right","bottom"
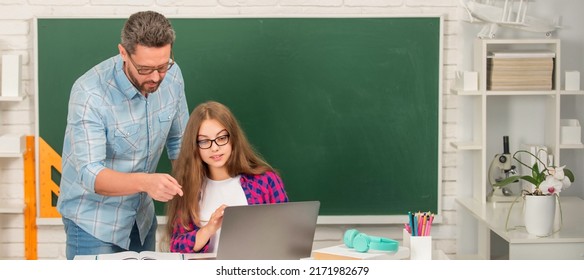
{"left": 487, "top": 50, "right": 555, "bottom": 91}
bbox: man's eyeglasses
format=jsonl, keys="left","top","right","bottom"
{"left": 126, "top": 51, "right": 175, "bottom": 75}
{"left": 197, "top": 135, "right": 230, "bottom": 149}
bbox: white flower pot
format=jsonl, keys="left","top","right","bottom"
{"left": 524, "top": 195, "right": 556, "bottom": 236}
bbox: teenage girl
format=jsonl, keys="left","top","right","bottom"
{"left": 165, "top": 101, "right": 288, "bottom": 253}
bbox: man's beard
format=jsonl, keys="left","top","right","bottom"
{"left": 127, "top": 65, "right": 161, "bottom": 94}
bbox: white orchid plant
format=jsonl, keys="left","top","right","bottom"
{"left": 493, "top": 149, "right": 575, "bottom": 196}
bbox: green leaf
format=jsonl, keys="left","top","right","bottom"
{"left": 531, "top": 163, "right": 539, "bottom": 177}
{"left": 564, "top": 168, "right": 575, "bottom": 182}
{"left": 519, "top": 175, "right": 540, "bottom": 186}
{"left": 493, "top": 175, "right": 521, "bottom": 187}
{"left": 536, "top": 171, "right": 546, "bottom": 183}
{"left": 493, "top": 175, "right": 540, "bottom": 187}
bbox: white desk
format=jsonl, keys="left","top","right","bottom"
{"left": 74, "top": 252, "right": 216, "bottom": 260}
{"left": 457, "top": 196, "right": 584, "bottom": 260}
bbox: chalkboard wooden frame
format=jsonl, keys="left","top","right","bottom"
{"left": 35, "top": 15, "right": 443, "bottom": 224}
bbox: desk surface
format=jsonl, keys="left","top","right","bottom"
{"left": 457, "top": 196, "right": 584, "bottom": 244}
{"left": 74, "top": 252, "right": 217, "bottom": 260}
{"left": 76, "top": 251, "right": 449, "bottom": 260}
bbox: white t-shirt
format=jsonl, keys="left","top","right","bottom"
{"left": 199, "top": 175, "right": 247, "bottom": 252}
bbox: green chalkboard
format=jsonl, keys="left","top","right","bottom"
{"left": 37, "top": 17, "right": 441, "bottom": 218}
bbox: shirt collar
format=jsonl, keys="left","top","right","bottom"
{"left": 113, "top": 54, "right": 145, "bottom": 100}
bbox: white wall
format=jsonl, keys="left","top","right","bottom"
{"left": 0, "top": 0, "right": 582, "bottom": 260}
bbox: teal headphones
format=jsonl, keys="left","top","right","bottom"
{"left": 343, "top": 229, "right": 399, "bottom": 253}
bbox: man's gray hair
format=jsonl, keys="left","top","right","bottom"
{"left": 121, "top": 11, "right": 175, "bottom": 54}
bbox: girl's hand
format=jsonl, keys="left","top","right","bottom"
{"left": 206, "top": 204, "right": 227, "bottom": 234}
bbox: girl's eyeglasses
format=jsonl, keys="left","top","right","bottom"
{"left": 197, "top": 135, "right": 230, "bottom": 149}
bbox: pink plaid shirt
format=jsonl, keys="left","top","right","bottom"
{"left": 169, "top": 171, "right": 288, "bottom": 253}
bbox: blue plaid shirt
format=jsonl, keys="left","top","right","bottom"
{"left": 57, "top": 54, "right": 189, "bottom": 249}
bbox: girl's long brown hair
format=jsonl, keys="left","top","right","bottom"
{"left": 164, "top": 101, "right": 275, "bottom": 248}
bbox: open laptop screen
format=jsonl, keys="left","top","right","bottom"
{"left": 214, "top": 201, "right": 320, "bottom": 260}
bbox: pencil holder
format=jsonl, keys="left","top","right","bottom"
{"left": 402, "top": 229, "right": 432, "bottom": 260}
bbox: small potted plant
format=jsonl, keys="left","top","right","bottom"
{"left": 493, "top": 149, "right": 575, "bottom": 195}
{"left": 493, "top": 149, "right": 575, "bottom": 236}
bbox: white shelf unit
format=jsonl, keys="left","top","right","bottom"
{"left": 559, "top": 87, "right": 584, "bottom": 198}
{"left": 452, "top": 38, "right": 563, "bottom": 204}
{"left": 0, "top": 152, "right": 23, "bottom": 158}
{"left": 0, "top": 203, "right": 25, "bottom": 214}
{"left": 0, "top": 135, "right": 25, "bottom": 157}
{"left": 0, "top": 94, "right": 26, "bottom": 214}
{"left": 0, "top": 95, "right": 25, "bottom": 157}
{"left": 452, "top": 38, "right": 584, "bottom": 259}
{"left": 0, "top": 96, "right": 25, "bottom": 102}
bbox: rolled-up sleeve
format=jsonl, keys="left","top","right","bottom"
{"left": 66, "top": 87, "right": 107, "bottom": 193}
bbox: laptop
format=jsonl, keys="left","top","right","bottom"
{"left": 188, "top": 201, "right": 320, "bottom": 260}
